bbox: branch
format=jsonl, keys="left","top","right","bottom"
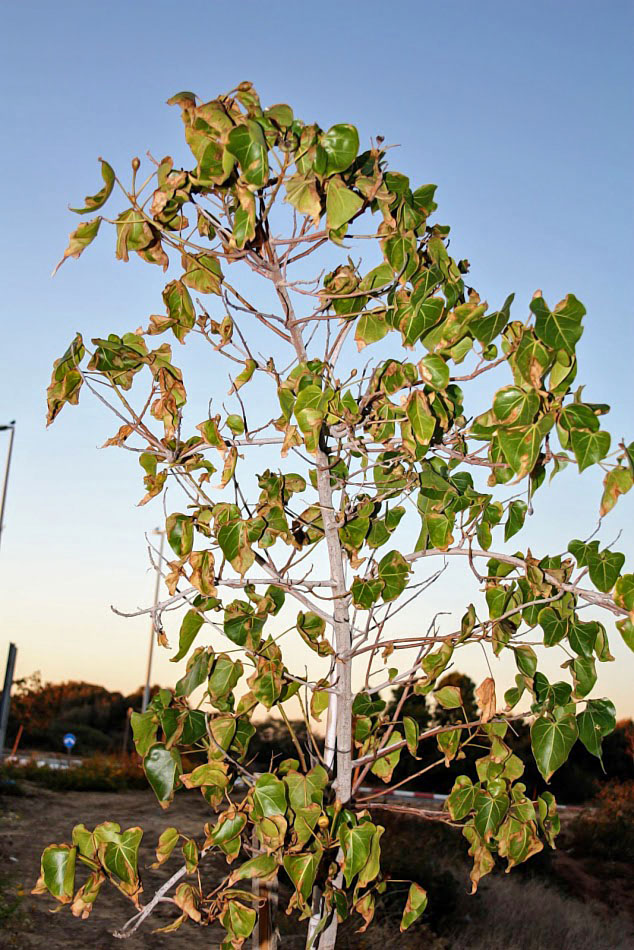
{"left": 113, "top": 851, "right": 209, "bottom": 939}
{"left": 405, "top": 546, "right": 626, "bottom": 616}
{"left": 352, "top": 712, "right": 532, "bottom": 768}
{"left": 362, "top": 802, "right": 453, "bottom": 822}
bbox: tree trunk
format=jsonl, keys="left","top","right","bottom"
{"left": 271, "top": 254, "right": 351, "bottom": 950}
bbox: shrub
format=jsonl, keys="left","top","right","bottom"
{"left": 1, "top": 755, "right": 146, "bottom": 793}
{"left": 569, "top": 779, "right": 634, "bottom": 864}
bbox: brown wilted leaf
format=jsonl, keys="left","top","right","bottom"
{"left": 173, "top": 882, "right": 201, "bottom": 923}
{"left": 102, "top": 424, "right": 133, "bottom": 448}
{"left": 476, "top": 676, "right": 496, "bottom": 722}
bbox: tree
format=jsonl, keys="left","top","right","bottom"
{"left": 34, "top": 81, "right": 633, "bottom": 948}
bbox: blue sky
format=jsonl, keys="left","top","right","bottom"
{"left": 1, "top": 0, "right": 632, "bottom": 713}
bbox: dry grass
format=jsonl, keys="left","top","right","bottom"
{"left": 443, "top": 874, "right": 634, "bottom": 950}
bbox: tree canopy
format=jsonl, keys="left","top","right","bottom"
{"left": 35, "top": 81, "right": 632, "bottom": 948}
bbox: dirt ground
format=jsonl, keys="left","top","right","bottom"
{"left": 0, "top": 784, "right": 247, "bottom": 949}
{"left": 2, "top": 784, "right": 634, "bottom": 950}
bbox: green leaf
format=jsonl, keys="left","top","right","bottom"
{"left": 37, "top": 844, "right": 76, "bottom": 903}
{"left": 326, "top": 178, "right": 363, "bottom": 231}
{"left": 400, "top": 882, "right": 428, "bottom": 932}
{"left": 283, "top": 852, "right": 321, "bottom": 902}
{"left": 101, "top": 827, "right": 142, "bottom": 886}
{"left": 419, "top": 354, "right": 450, "bottom": 390}
{"left": 470, "top": 294, "right": 514, "bottom": 345}
{"left": 493, "top": 386, "right": 540, "bottom": 426}
{"left": 515, "top": 644, "right": 537, "bottom": 677}
{"left": 403, "top": 716, "right": 420, "bottom": 756}
{"left": 340, "top": 823, "right": 375, "bottom": 886}
{"left": 252, "top": 773, "right": 287, "bottom": 818}
{"left": 181, "top": 838, "right": 198, "bottom": 873}
{"left": 162, "top": 279, "right": 195, "bottom": 342}
{"left": 406, "top": 391, "right": 436, "bottom": 447}
{"left": 284, "top": 172, "right": 321, "bottom": 223}
{"left": 223, "top": 601, "right": 264, "bottom": 648}
{"left": 357, "top": 824, "right": 384, "bottom": 888}
{"left": 226, "top": 414, "right": 244, "bottom": 435}
{"left": 46, "top": 333, "right": 85, "bottom": 425}
{"left": 377, "top": 550, "right": 410, "bottom": 601}
{"left": 320, "top": 124, "right": 359, "bottom": 174}
{"left": 586, "top": 548, "right": 625, "bottom": 593}
{"left": 175, "top": 648, "right": 211, "bottom": 697}
{"left": 311, "top": 688, "right": 329, "bottom": 721}
{"left": 558, "top": 402, "right": 600, "bottom": 434}
{"left": 531, "top": 293, "right": 585, "bottom": 354}
{"left": 601, "top": 465, "right": 633, "bottom": 516}
{"left": 294, "top": 383, "right": 327, "bottom": 440}
{"left": 434, "top": 685, "right": 462, "bottom": 709}
{"left": 230, "top": 359, "right": 256, "bottom": 394}
{"left": 208, "top": 811, "right": 246, "bottom": 858}
{"left": 70, "top": 159, "right": 115, "bottom": 214}
{"left": 447, "top": 776, "right": 477, "bottom": 820}
{"left": 577, "top": 699, "right": 616, "bottom": 759}
{"left": 284, "top": 765, "right": 327, "bottom": 813}
{"left": 143, "top": 743, "right": 180, "bottom": 808}
{"left": 166, "top": 512, "right": 194, "bottom": 557}
{"left": 152, "top": 827, "right": 179, "bottom": 867}
{"left": 614, "top": 573, "right": 634, "bottom": 613}
{"left": 350, "top": 576, "right": 385, "bottom": 609}
{"left": 217, "top": 523, "right": 254, "bottom": 577}
{"left": 207, "top": 715, "right": 237, "bottom": 759}
{"left": 474, "top": 790, "right": 509, "bottom": 840}
{"left": 437, "top": 728, "right": 461, "bottom": 763}
{"left": 505, "top": 500, "right": 528, "bottom": 541}
{"left": 355, "top": 309, "right": 389, "bottom": 350}
{"left": 296, "top": 610, "right": 333, "bottom": 656}
{"left": 172, "top": 610, "right": 204, "bottom": 663}
{"left": 226, "top": 120, "right": 268, "bottom": 187}
{"left": 208, "top": 654, "right": 243, "bottom": 707}
{"left": 180, "top": 761, "right": 229, "bottom": 792}
{"left": 568, "top": 538, "right": 599, "bottom": 568}
{"left": 221, "top": 900, "right": 257, "bottom": 939}
{"left": 400, "top": 296, "right": 444, "bottom": 346}
{"left": 265, "top": 103, "right": 294, "bottom": 127}
{"left": 181, "top": 252, "right": 222, "bottom": 295}
{"left": 229, "top": 853, "right": 278, "bottom": 883}
{"left": 570, "top": 429, "right": 611, "bottom": 472}
{"left": 498, "top": 415, "right": 554, "bottom": 477}
{"left": 571, "top": 655, "right": 597, "bottom": 698}
{"left": 569, "top": 619, "right": 598, "bottom": 658}
{"left": 530, "top": 713, "right": 578, "bottom": 782}
{"left": 617, "top": 617, "right": 634, "bottom": 652}
{"left": 130, "top": 710, "right": 158, "bottom": 757}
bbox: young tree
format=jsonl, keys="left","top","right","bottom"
{"left": 35, "top": 81, "right": 633, "bottom": 948}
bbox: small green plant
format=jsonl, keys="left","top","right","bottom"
{"left": 34, "top": 81, "right": 632, "bottom": 948}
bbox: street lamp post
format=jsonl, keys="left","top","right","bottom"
{"left": 0, "top": 421, "right": 16, "bottom": 553}
{"left": 141, "top": 529, "right": 165, "bottom": 713}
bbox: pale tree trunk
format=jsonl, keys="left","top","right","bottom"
{"left": 271, "top": 256, "right": 351, "bottom": 949}
{"left": 307, "top": 446, "right": 352, "bottom": 950}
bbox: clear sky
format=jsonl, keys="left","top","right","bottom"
{"left": 1, "top": 0, "right": 632, "bottom": 714}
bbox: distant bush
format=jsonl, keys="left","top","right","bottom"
{"left": 1, "top": 755, "right": 147, "bottom": 792}
{"left": 569, "top": 779, "right": 634, "bottom": 864}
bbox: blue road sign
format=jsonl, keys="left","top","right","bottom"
{"left": 63, "top": 732, "right": 76, "bottom": 750}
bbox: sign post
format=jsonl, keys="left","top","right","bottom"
{"left": 63, "top": 732, "right": 76, "bottom": 762}
{"left": 0, "top": 642, "right": 17, "bottom": 755}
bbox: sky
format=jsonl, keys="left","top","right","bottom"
{"left": 0, "top": 0, "right": 633, "bottom": 718}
